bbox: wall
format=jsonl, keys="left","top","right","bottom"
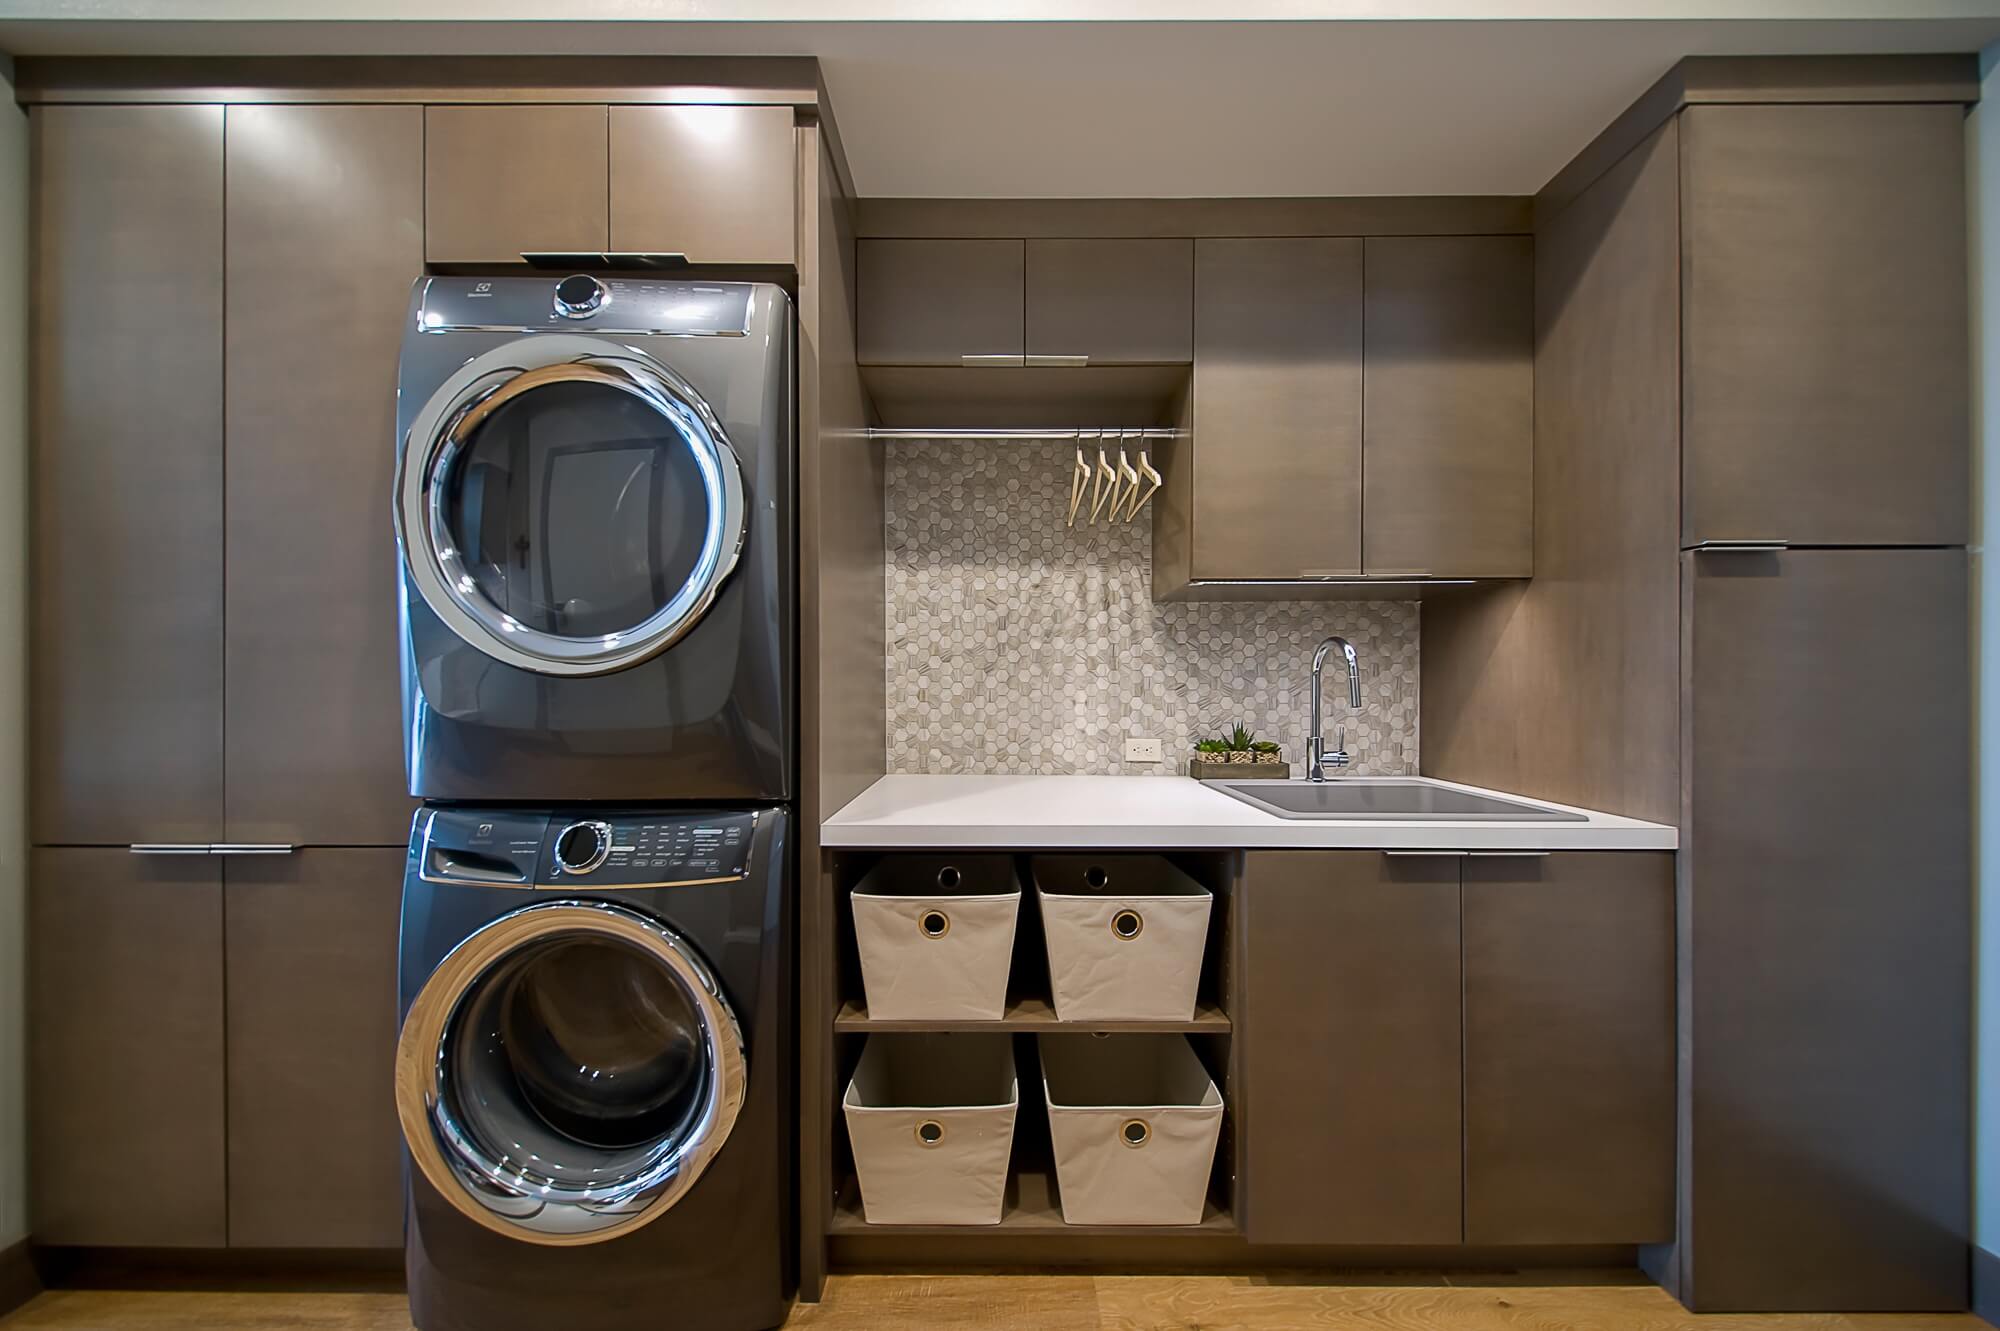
{"left": 0, "top": 58, "right": 25, "bottom": 1250}
{"left": 1972, "top": 39, "right": 2000, "bottom": 1318}
{"left": 883, "top": 441, "right": 1419, "bottom": 776}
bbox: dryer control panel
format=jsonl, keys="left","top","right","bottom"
{"left": 414, "top": 807, "right": 763, "bottom": 890}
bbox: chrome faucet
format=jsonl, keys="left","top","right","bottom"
{"left": 1308, "top": 636, "right": 1361, "bottom": 782}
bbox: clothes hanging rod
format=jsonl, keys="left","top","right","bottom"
{"left": 866, "top": 427, "right": 1184, "bottom": 442}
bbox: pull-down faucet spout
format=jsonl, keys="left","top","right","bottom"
{"left": 1308, "top": 636, "right": 1361, "bottom": 782}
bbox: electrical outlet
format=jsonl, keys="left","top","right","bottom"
{"left": 1123, "top": 737, "right": 1164, "bottom": 764}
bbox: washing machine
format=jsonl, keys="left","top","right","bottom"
{"left": 394, "top": 275, "right": 794, "bottom": 803}
{"left": 397, "top": 804, "right": 791, "bottom": 1331}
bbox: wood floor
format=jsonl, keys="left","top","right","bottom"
{"left": 1, "top": 1275, "right": 1992, "bottom": 1331}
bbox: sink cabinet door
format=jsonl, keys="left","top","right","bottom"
{"left": 1462, "top": 851, "right": 1674, "bottom": 1244}
{"left": 1242, "top": 850, "right": 1462, "bottom": 1244}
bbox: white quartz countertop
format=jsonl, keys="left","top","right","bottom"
{"left": 821, "top": 774, "right": 1678, "bottom": 851}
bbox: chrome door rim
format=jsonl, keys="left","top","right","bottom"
{"left": 395, "top": 900, "right": 748, "bottom": 1247}
{"left": 396, "top": 334, "right": 747, "bottom": 677}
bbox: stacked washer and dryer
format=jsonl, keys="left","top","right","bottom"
{"left": 391, "top": 274, "right": 796, "bottom": 1331}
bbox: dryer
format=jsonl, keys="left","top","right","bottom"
{"left": 395, "top": 275, "right": 793, "bottom": 803}
{"left": 397, "top": 804, "right": 791, "bottom": 1331}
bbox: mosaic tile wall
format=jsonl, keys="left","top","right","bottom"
{"left": 885, "top": 441, "right": 1420, "bottom": 776}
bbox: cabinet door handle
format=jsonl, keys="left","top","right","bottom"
{"left": 1384, "top": 850, "right": 1467, "bottom": 858}
{"left": 209, "top": 844, "right": 297, "bottom": 856}
{"left": 1465, "top": 851, "right": 1550, "bottom": 859}
{"left": 1024, "top": 354, "right": 1089, "bottom": 368}
{"left": 128, "top": 844, "right": 213, "bottom": 856}
{"left": 960, "top": 354, "right": 1025, "bottom": 368}
{"left": 1689, "top": 540, "right": 1789, "bottom": 553}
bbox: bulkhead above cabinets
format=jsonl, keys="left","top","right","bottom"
{"left": 854, "top": 214, "right": 1534, "bottom": 596}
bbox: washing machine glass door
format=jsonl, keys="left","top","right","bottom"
{"left": 398, "top": 333, "right": 747, "bottom": 677}
{"left": 396, "top": 900, "right": 747, "bottom": 1246}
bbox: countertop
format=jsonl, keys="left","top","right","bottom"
{"left": 820, "top": 774, "right": 1678, "bottom": 851}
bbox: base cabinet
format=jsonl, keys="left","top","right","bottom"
{"left": 1243, "top": 849, "right": 1674, "bottom": 1247}
{"left": 30, "top": 849, "right": 405, "bottom": 1250}
{"left": 224, "top": 850, "right": 406, "bottom": 1249}
{"left": 30, "top": 850, "right": 228, "bottom": 1247}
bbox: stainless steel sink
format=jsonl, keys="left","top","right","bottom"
{"left": 1207, "top": 777, "right": 1589, "bottom": 822}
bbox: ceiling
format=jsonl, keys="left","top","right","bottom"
{"left": 3, "top": 7, "right": 1998, "bottom": 197}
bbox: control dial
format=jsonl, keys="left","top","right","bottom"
{"left": 552, "top": 820, "right": 614, "bottom": 875}
{"left": 552, "top": 274, "right": 608, "bottom": 319}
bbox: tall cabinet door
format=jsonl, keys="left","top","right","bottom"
{"left": 30, "top": 849, "right": 226, "bottom": 1246}
{"left": 225, "top": 849, "right": 405, "bottom": 1249}
{"left": 1680, "top": 104, "right": 1968, "bottom": 547}
{"left": 30, "top": 105, "right": 224, "bottom": 846}
{"left": 1683, "top": 547, "right": 1969, "bottom": 1310}
{"left": 1191, "top": 239, "right": 1363, "bottom": 579}
{"left": 224, "top": 105, "right": 423, "bottom": 846}
{"left": 1242, "top": 851, "right": 1461, "bottom": 1244}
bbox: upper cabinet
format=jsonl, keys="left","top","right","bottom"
{"left": 426, "top": 102, "right": 797, "bottom": 267}
{"left": 1186, "top": 237, "right": 1365, "bottom": 581}
{"left": 425, "top": 105, "right": 609, "bottom": 264}
{"left": 610, "top": 105, "right": 796, "bottom": 265}
{"left": 1680, "top": 103, "right": 1968, "bottom": 548}
{"left": 1363, "top": 236, "right": 1534, "bottom": 578}
{"left": 1024, "top": 238, "right": 1192, "bottom": 364}
{"left": 857, "top": 239, "right": 1025, "bottom": 365}
{"left": 857, "top": 237, "right": 1191, "bottom": 366}
{"left": 30, "top": 104, "right": 226, "bottom": 846}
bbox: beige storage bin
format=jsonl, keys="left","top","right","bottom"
{"left": 1039, "top": 1034, "right": 1223, "bottom": 1227}
{"left": 852, "top": 855, "right": 1021, "bottom": 1020}
{"left": 1032, "top": 854, "right": 1212, "bottom": 1021}
{"left": 843, "top": 1033, "right": 1019, "bottom": 1226}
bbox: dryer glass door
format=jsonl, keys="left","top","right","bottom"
{"left": 399, "top": 335, "right": 746, "bottom": 677}
{"left": 396, "top": 901, "right": 747, "bottom": 1246}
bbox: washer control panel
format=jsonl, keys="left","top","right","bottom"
{"left": 538, "top": 810, "right": 759, "bottom": 887}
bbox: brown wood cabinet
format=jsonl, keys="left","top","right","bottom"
{"left": 1681, "top": 546, "right": 1969, "bottom": 1309}
{"left": 856, "top": 238, "right": 1025, "bottom": 365}
{"left": 225, "top": 850, "right": 405, "bottom": 1249}
{"left": 610, "top": 104, "right": 797, "bottom": 264}
{"left": 424, "top": 104, "right": 609, "bottom": 263}
{"left": 1462, "top": 851, "right": 1674, "bottom": 1244}
{"left": 1363, "top": 235, "right": 1533, "bottom": 577}
{"left": 30, "top": 104, "right": 226, "bottom": 847}
{"left": 1242, "top": 850, "right": 1461, "bottom": 1244}
{"left": 1188, "top": 238, "right": 1364, "bottom": 581}
{"left": 30, "top": 849, "right": 227, "bottom": 1247}
{"left": 224, "top": 105, "right": 421, "bottom": 847}
{"left": 1024, "top": 238, "right": 1192, "bottom": 364}
{"left": 1680, "top": 103, "right": 1968, "bottom": 548}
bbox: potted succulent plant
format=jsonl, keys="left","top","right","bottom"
{"left": 1189, "top": 725, "right": 1289, "bottom": 780}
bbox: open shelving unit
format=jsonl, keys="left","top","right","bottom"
{"left": 809, "top": 848, "right": 1249, "bottom": 1268}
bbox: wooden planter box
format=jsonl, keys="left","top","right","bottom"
{"left": 1189, "top": 758, "right": 1289, "bottom": 780}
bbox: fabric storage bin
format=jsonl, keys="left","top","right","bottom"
{"left": 1032, "top": 854, "right": 1212, "bottom": 1020}
{"left": 843, "top": 1033, "right": 1019, "bottom": 1225}
{"left": 852, "top": 854, "right": 1021, "bottom": 1020}
{"left": 1039, "top": 1034, "right": 1224, "bottom": 1226}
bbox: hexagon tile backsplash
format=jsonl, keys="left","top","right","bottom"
{"left": 884, "top": 441, "right": 1420, "bottom": 777}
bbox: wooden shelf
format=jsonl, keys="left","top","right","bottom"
{"left": 829, "top": 1170, "right": 1235, "bottom": 1236}
{"left": 833, "top": 996, "right": 1231, "bottom": 1034}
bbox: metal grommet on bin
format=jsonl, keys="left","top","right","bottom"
{"left": 1111, "top": 909, "right": 1144, "bottom": 940}
{"left": 919, "top": 909, "right": 951, "bottom": 938}
{"left": 1120, "top": 1119, "right": 1151, "bottom": 1148}
{"left": 915, "top": 1120, "right": 946, "bottom": 1147}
